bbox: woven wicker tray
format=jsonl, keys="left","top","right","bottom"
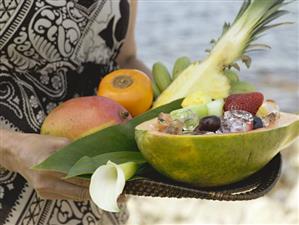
{"left": 124, "top": 153, "right": 281, "bottom": 201}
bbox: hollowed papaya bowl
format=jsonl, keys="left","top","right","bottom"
{"left": 135, "top": 112, "right": 299, "bottom": 187}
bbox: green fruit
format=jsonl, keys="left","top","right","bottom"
{"left": 170, "top": 105, "right": 209, "bottom": 122}
{"left": 152, "top": 62, "right": 172, "bottom": 92}
{"left": 207, "top": 99, "right": 224, "bottom": 117}
{"left": 170, "top": 108, "right": 198, "bottom": 121}
{"left": 172, "top": 56, "right": 192, "bottom": 79}
{"left": 187, "top": 105, "right": 209, "bottom": 118}
{"left": 230, "top": 81, "right": 256, "bottom": 94}
{"left": 181, "top": 90, "right": 212, "bottom": 108}
{"left": 170, "top": 105, "right": 209, "bottom": 131}
{"left": 135, "top": 113, "right": 299, "bottom": 187}
{"left": 152, "top": 80, "right": 161, "bottom": 99}
{"left": 224, "top": 70, "right": 240, "bottom": 84}
{"left": 170, "top": 108, "right": 199, "bottom": 131}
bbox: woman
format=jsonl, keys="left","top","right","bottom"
{"left": 0, "top": 0, "right": 149, "bottom": 224}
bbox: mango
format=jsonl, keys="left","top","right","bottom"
{"left": 41, "top": 96, "right": 132, "bottom": 140}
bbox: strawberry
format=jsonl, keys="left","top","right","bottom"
{"left": 224, "top": 92, "right": 264, "bottom": 115}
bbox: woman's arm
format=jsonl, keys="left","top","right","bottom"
{"left": 116, "top": 0, "right": 152, "bottom": 76}
{"left": 0, "top": 129, "right": 21, "bottom": 171}
{"left": 0, "top": 129, "right": 90, "bottom": 201}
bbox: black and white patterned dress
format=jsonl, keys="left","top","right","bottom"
{"left": 0, "top": 0, "right": 130, "bottom": 224}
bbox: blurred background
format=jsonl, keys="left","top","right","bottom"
{"left": 127, "top": 1, "right": 299, "bottom": 224}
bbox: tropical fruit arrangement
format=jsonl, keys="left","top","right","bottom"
{"left": 35, "top": 0, "right": 298, "bottom": 213}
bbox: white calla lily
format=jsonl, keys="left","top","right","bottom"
{"left": 89, "top": 161, "right": 138, "bottom": 212}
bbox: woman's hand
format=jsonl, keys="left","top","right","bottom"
{"left": 0, "top": 129, "right": 90, "bottom": 201}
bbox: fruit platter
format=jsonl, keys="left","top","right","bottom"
{"left": 34, "top": 0, "right": 298, "bottom": 213}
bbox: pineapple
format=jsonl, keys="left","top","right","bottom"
{"left": 154, "top": 0, "right": 291, "bottom": 107}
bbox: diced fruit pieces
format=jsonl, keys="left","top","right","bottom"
{"left": 184, "top": 105, "right": 209, "bottom": 118}
{"left": 256, "top": 100, "right": 280, "bottom": 127}
{"left": 224, "top": 92, "right": 264, "bottom": 115}
{"left": 170, "top": 108, "right": 200, "bottom": 131}
{"left": 207, "top": 99, "right": 224, "bottom": 117}
{"left": 162, "top": 90, "right": 275, "bottom": 136}
{"left": 256, "top": 99, "right": 280, "bottom": 118}
{"left": 156, "top": 113, "right": 184, "bottom": 135}
{"left": 221, "top": 110, "right": 254, "bottom": 133}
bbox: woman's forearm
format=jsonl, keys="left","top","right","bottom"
{"left": 0, "top": 129, "right": 24, "bottom": 171}
{"left": 0, "top": 129, "right": 90, "bottom": 200}
{"left": 119, "top": 56, "right": 152, "bottom": 77}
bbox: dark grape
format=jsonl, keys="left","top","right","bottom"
{"left": 194, "top": 116, "right": 221, "bottom": 132}
{"left": 253, "top": 116, "right": 264, "bottom": 129}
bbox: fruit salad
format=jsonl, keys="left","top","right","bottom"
{"left": 155, "top": 92, "right": 280, "bottom": 135}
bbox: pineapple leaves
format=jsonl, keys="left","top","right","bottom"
{"left": 228, "top": 63, "right": 241, "bottom": 71}
{"left": 245, "top": 43, "right": 272, "bottom": 54}
{"left": 252, "top": 22, "right": 293, "bottom": 38}
{"left": 245, "top": 0, "right": 292, "bottom": 52}
{"left": 208, "top": 0, "right": 291, "bottom": 70}
{"left": 241, "top": 55, "right": 252, "bottom": 69}
{"left": 222, "top": 22, "right": 231, "bottom": 36}
{"left": 233, "top": 0, "right": 251, "bottom": 24}
{"left": 247, "top": 43, "right": 272, "bottom": 50}
{"left": 258, "top": 10, "right": 289, "bottom": 28}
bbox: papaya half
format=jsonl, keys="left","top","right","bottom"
{"left": 135, "top": 112, "right": 299, "bottom": 187}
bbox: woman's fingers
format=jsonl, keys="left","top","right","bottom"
{"left": 41, "top": 171, "right": 90, "bottom": 188}
{"left": 19, "top": 134, "right": 71, "bottom": 167}
{"left": 15, "top": 133, "right": 92, "bottom": 201}
{"left": 40, "top": 135, "right": 71, "bottom": 156}
{"left": 37, "top": 189, "right": 90, "bottom": 201}
{"left": 8, "top": 132, "right": 92, "bottom": 202}
{"left": 36, "top": 176, "right": 91, "bottom": 201}
{"left": 37, "top": 191, "right": 74, "bottom": 201}
{"left": 50, "top": 138, "right": 70, "bottom": 154}
{"left": 63, "top": 177, "right": 90, "bottom": 188}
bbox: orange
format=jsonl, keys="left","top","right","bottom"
{"left": 97, "top": 69, "right": 153, "bottom": 116}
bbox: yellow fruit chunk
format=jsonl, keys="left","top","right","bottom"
{"left": 181, "top": 91, "right": 212, "bottom": 108}
{"left": 257, "top": 100, "right": 280, "bottom": 118}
